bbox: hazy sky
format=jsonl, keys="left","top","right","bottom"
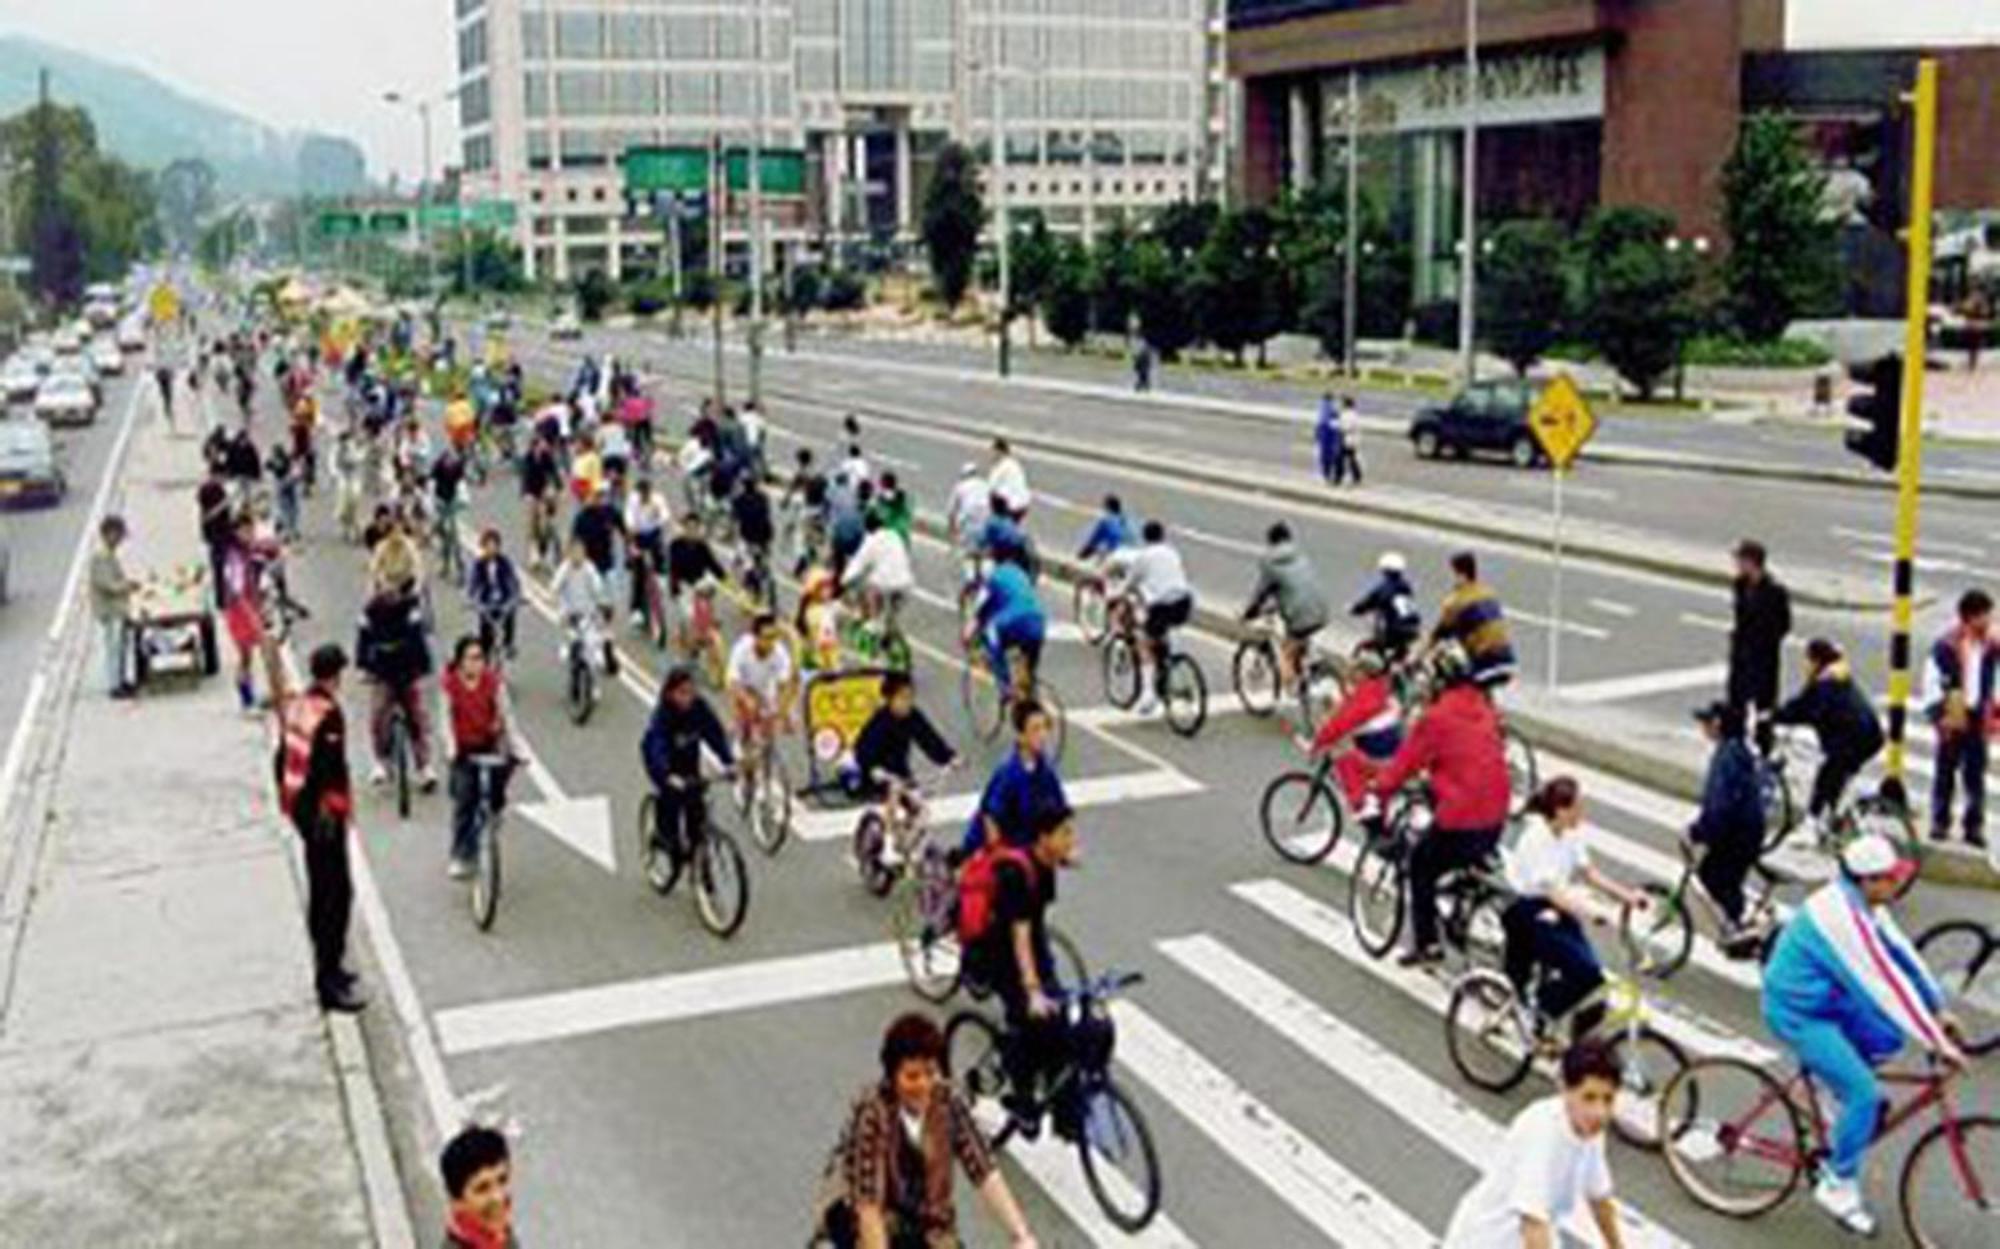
{"left": 0, "top": 0, "right": 454, "bottom": 182}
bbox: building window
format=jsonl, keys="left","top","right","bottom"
{"left": 556, "top": 71, "right": 608, "bottom": 117}
{"left": 718, "top": 72, "right": 754, "bottom": 118}
{"left": 524, "top": 72, "right": 549, "bottom": 118}
{"left": 533, "top": 216, "right": 558, "bottom": 237}
{"left": 565, "top": 186, "right": 578, "bottom": 202}
{"left": 717, "top": 12, "right": 751, "bottom": 59}
{"left": 561, "top": 130, "right": 609, "bottom": 168}
{"left": 607, "top": 11, "right": 659, "bottom": 60}
{"left": 462, "top": 134, "right": 493, "bottom": 173}
{"left": 664, "top": 15, "right": 712, "bottom": 57}
{"left": 568, "top": 216, "right": 609, "bottom": 238}
{"left": 609, "top": 69, "right": 661, "bottom": 116}
{"left": 458, "top": 19, "right": 488, "bottom": 74}
{"left": 797, "top": 0, "right": 835, "bottom": 37}
{"left": 520, "top": 8, "right": 548, "bottom": 60}
{"left": 669, "top": 72, "right": 715, "bottom": 115}
{"left": 529, "top": 188, "right": 544, "bottom": 203}
{"left": 555, "top": 11, "right": 603, "bottom": 59}
{"left": 593, "top": 187, "right": 607, "bottom": 202}
{"left": 799, "top": 47, "right": 835, "bottom": 92}
{"left": 528, "top": 129, "right": 553, "bottom": 170}
{"left": 459, "top": 78, "right": 491, "bottom": 128}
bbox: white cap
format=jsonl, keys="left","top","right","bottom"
{"left": 1378, "top": 551, "right": 1406, "bottom": 574}
{"left": 1840, "top": 833, "right": 1915, "bottom": 881}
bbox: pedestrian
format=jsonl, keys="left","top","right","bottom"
{"left": 1728, "top": 540, "right": 1792, "bottom": 751}
{"left": 440, "top": 1124, "right": 517, "bottom": 1248}
{"left": 88, "top": 515, "right": 139, "bottom": 700}
{"left": 153, "top": 362, "right": 176, "bottom": 429}
{"left": 1314, "top": 392, "right": 1343, "bottom": 485}
{"left": 1132, "top": 341, "right": 1154, "bottom": 392}
{"left": 273, "top": 642, "right": 366, "bottom": 1013}
{"left": 1336, "top": 394, "right": 1364, "bottom": 485}
{"left": 1923, "top": 588, "right": 1995, "bottom": 850}
{"left": 1441, "top": 1039, "right": 1628, "bottom": 1248}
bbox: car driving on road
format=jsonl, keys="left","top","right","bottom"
{"left": 0, "top": 418, "right": 67, "bottom": 508}
{"left": 34, "top": 373, "right": 97, "bottom": 427}
{"left": 89, "top": 338, "right": 124, "bottom": 376}
{"left": 1408, "top": 379, "right": 1547, "bottom": 468}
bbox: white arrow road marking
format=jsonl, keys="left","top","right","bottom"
{"left": 1558, "top": 662, "right": 1729, "bottom": 705}
{"left": 501, "top": 692, "right": 620, "bottom": 873}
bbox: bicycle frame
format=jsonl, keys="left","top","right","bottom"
{"left": 1727, "top": 1065, "right": 1963, "bottom": 1174}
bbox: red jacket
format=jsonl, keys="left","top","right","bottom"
{"left": 1370, "top": 684, "right": 1510, "bottom": 831}
{"left": 1310, "top": 674, "right": 1402, "bottom": 758}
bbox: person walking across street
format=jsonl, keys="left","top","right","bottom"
{"left": 1728, "top": 540, "right": 1791, "bottom": 750}
{"left": 1923, "top": 588, "right": 1995, "bottom": 850}
{"left": 273, "top": 643, "right": 366, "bottom": 1014}
{"left": 1132, "top": 341, "right": 1154, "bottom": 393}
{"left": 1314, "top": 393, "right": 1344, "bottom": 486}
{"left": 88, "top": 515, "right": 139, "bottom": 699}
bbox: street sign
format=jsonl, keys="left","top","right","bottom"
{"left": 367, "top": 210, "right": 412, "bottom": 236}
{"left": 148, "top": 283, "right": 179, "bottom": 325}
{"left": 418, "top": 201, "right": 518, "bottom": 231}
{"left": 1527, "top": 374, "right": 1597, "bottom": 470}
{"left": 722, "top": 148, "right": 807, "bottom": 196}
{"left": 622, "top": 146, "right": 710, "bottom": 195}
{"left": 316, "top": 211, "right": 364, "bottom": 240}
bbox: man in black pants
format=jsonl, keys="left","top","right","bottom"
{"left": 967, "top": 804, "right": 1077, "bottom": 1137}
{"left": 1728, "top": 540, "right": 1791, "bottom": 751}
{"left": 274, "top": 643, "right": 366, "bottom": 1013}
{"left": 1689, "top": 701, "right": 1769, "bottom": 951}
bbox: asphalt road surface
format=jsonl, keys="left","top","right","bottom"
{"left": 278, "top": 330, "right": 1998, "bottom": 1248}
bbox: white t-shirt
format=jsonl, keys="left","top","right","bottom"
{"left": 1443, "top": 1096, "right": 1614, "bottom": 1249}
{"left": 626, "top": 492, "right": 670, "bottom": 538}
{"left": 678, "top": 438, "right": 712, "bottom": 475}
{"left": 844, "top": 528, "right": 915, "bottom": 593}
{"left": 727, "top": 634, "right": 795, "bottom": 703}
{"left": 989, "top": 456, "right": 1031, "bottom": 514}
{"left": 741, "top": 407, "right": 766, "bottom": 451}
{"left": 1505, "top": 816, "right": 1591, "bottom": 899}
{"left": 1109, "top": 543, "right": 1192, "bottom": 607}
{"left": 949, "top": 477, "right": 991, "bottom": 541}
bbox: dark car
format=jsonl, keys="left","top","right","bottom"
{"left": 1409, "top": 380, "right": 1546, "bottom": 468}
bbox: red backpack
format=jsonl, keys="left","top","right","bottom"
{"left": 957, "top": 844, "right": 1034, "bottom": 946}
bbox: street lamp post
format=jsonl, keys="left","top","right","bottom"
{"left": 994, "top": 56, "right": 1011, "bottom": 379}
{"left": 1457, "top": 0, "right": 1479, "bottom": 387}
{"left": 1342, "top": 67, "right": 1359, "bottom": 378}
{"left": 383, "top": 90, "right": 440, "bottom": 298}
{"left": 748, "top": 0, "right": 768, "bottom": 405}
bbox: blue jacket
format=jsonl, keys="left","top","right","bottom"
{"left": 1077, "top": 513, "right": 1133, "bottom": 561}
{"left": 978, "top": 562, "right": 1044, "bottom": 632}
{"left": 978, "top": 514, "right": 1031, "bottom": 567}
{"left": 1350, "top": 571, "right": 1421, "bottom": 642}
{"left": 1764, "top": 877, "right": 1949, "bottom": 1060}
{"left": 466, "top": 555, "right": 520, "bottom": 614}
{"left": 1924, "top": 627, "right": 1998, "bottom": 725}
{"left": 1315, "top": 398, "right": 1341, "bottom": 448}
{"left": 1690, "top": 736, "right": 1765, "bottom": 849}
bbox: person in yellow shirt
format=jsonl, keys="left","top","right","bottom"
{"left": 569, "top": 434, "right": 604, "bottom": 506}
{"left": 443, "top": 391, "right": 478, "bottom": 455}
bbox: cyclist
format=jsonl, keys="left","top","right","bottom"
{"left": 1772, "top": 638, "right": 1884, "bottom": 837}
{"left": 829, "top": 479, "right": 871, "bottom": 584}
{"left": 818, "top": 1013, "right": 1038, "bottom": 1249}
{"left": 1761, "top": 833, "right": 1966, "bottom": 1235}
{"left": 965, "top": 699, "right": 1066, "bottom": 856}
{"left": 639, "top": 667, "right": 735, "bottom": 874}
{"left": 975, "top": 499, "right": 1035, "bottom": 581}
{"left": 1074, "top": 494, "right": 1132, "bottom": 563}
{"left": 987, "top": 437, "right": 1031, "bottom": 521}
{"left": 870, "top": 471, "right": 914, "bottom": 549}
{"left": 947, "top": 462, "right": 992, "bottom": 555}
{"left": 965, "top": 556, "right": 1047, "bottom": 710}
{"left": 625, "top": 478, "right": 672, "bottom": 630}
{"left": 666, "top": 512, "right": 730, "bottom": 637}
{"left": 834, "top": 441, "right": 873, "bottom": 503}
{"left": 1687, "top": 701, "right": 1768, "bottom": 950}
{"left": 1501, "top": 778, "right": 1647, "bottom": 1042}
{"left": 730, "top": 478, "right": 777, "bottom": 596}
{"left": 1104, "top": 521, "right": 1194, "bottom": 719}
{"left": 367, "top": 511, "right": 425, "bottom": 600}
{"left": 797, "top": 568, "right": 843, "bottom": 672}
{"left": 520, "top": 432, "right": 563, "bottom": 570}
{"left": 465, "top": 528, "right": 522, "bottom": 661}
{"left": 569, "top": 433, "right": 605, "bottom": 506}
{"left": 783, "top": 448, "right": 831, "bottom": 575}
{"left": 393, "top": 414, "right": 432, "bottom": 485}
{"left": 551, "top": 538, "right": 618, "bottom": 679}
{"left": 1364, "top": 643, "right": 1511, "bottom": 967}
{"left": 1306, "top": 647, "right": 1405, "bottom": 809}
{"left": 1242, "top": 522, "right": 1330, "bottom": 696}
{"left": 841, "top": 512, "right": 914, "bottom": 647}
{"left": 1431, "top": 551, "right": 1517, "bottom": 689}
{"left": 442, "top": 390, "right": 477, "bottom": 460}
{"left": 429, "top": 442, "right": 469, "bottom": 551}
{"left": 570, "top": 480, "right": 627, "bottom": 598}
{"left": 441, "top": 635, "right": 515, "bottom": 880}
{"left": 1442, "top": 1039, "right": 1628, "bottom": 1249}
{"left": 848, "top": 671, "right": 957, "bottom": 816}
{"left": 726, "top": 612, "right": 798, "bottom": 761}
{"left": 355, "top": 585, "right": 438, "bottom": 791}
{"left": 677, "top": 426, "right": 716, "bottom": 517}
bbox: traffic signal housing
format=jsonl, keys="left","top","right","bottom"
{"left": 1845, "top": 353, "right": 1903, "bottom": 472}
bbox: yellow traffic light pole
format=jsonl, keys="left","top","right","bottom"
{"left": 1884, "top": 59, "right": 1937, "bottom": 789}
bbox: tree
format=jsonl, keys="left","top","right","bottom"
{"left": 1577, "top": 207, "right": 1698, "bottom": 400}
{"left": 1088, "top": 221, "right": 1137, "bottom": 335}
{"left": 1132, "top": 237, "right": 1198, "bottom": 359}
{"left": 3, "top": 99, "right": 155, "bottom": 306}
{"left": 442, "top": 229, "right": 527, "bottom": 295}
{"left": 1193, "top": 207, "right": 1284, "bottom": 365}
{"left": 1722, "top": 113, "right": 1841, "bottom": 342}
{"left": 1041, "top": 238, "right": 1092, "bottom": 348}
{"left": 1478, "top": 218, "right": 1570, "bottom": 375}
{"left": 920, "top": 142, "right": 983, "bottom": 309}
{"left": 574, "top": 268, "right": 615, "bottom": 321}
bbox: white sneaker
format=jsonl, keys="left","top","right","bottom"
{"left": 879, "top": 836, "right": 906, "bottom": 870}
{"left": 368, "top": 763, "right": 389, "bottom": 788}
{"left": 1133, "top": 694, "right": 1162, "bottom": 718}
{"left": 1812, "top": 1169, "right": 1878, "bottom": 1237}
{"left": 447, "top": 857, "right": 474, "bottom": 880}
{"left": 630, "top": 610, "right": 646, "bottom": 631}
{"left": 417, "top": 766, "right": 440, "bottom": 792}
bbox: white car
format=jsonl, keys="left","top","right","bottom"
{"left": 52, "top": 328, "right": 83, "bottom": 356}
{"left": 116, "top": 321, "right": 146, "bottom": 352}
{"left": 89, "top": 340, "right": 124, "bottom": 376}
{"left": 550, "top": 311, "right": 582, "bottom": 340}
{"left": 1, "top": 361, "right": 40, "bottom": 404}
{"left": 34, "top": 374, "right": 96, "bottom": 426}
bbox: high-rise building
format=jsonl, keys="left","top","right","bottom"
{"left": 451, "top": 0, "right": 1228, "bottom": 284}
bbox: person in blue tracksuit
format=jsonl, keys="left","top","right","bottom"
{"left": 1760, "top": 834, "right": 1967, "bottom": 1236}
{"left": 1315, "top": 392, "right": 1343, "bottom": 484}
{"left": 968, "top": 560, "right": 1046, "bottom": 698}
{"left": 1075, "top": 495, "right": 1133, "bottom": 563}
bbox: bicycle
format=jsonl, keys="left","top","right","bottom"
{"left": 673, "top": 582, "right": 727, "bottom": 689}
{"left": 960, "top": 642, "right": 1067, "bottom": 766}
{"left": 1775, "top": 783, "right": 1925, "bottom": 899}
{"left": 1257, "top": 748, "right": 1347, "bottom": 866}
{"left": 1916, "top": 919, "right": 1999, "bottom": 1057}
{"left": 460, "top": 753, "right": 516, "bottom": 931}
{"left": 564, "top": 613, "right": 600, "bottom": 725}
{"left": 432, "top": 498, "right": 465, "bottom": 584}
{"left": 381, "top": 692, "right": 415, "bottom": 820}
{"left": 1659, "top": 1052, "right": 1995, "bottom": 1245}
{"left": 890, "top": 847, "right": 1090, "bottom": 1007}
{"left": 1445, "top": 967, "right": 1689, "bottom": 1151}
{"left": 1347, "top": 790, "right": 1509, "bottom": 970}
{"left": 1073, "top": 571, "right": 1112, "bottom": 647}
{"left": 628, "top": 543, "right": 669, "bottom": 649}
{"left": 1618, "top": 835, "right": 1792, "bottom": 980}
{"left": 636, "top": 775, "right": 750, "bottom": 938}
{"left": 852, "top": 771, "right": 945, "bottom": 898}
{"left": 733, "top": 717, "right": 794, "bottom": 857}
{"left": 839, "top": 590, "right": 912, "bottom": 673}
{"left": 526, "top": 492, "right": 560, "bottom": 571}
{"left": 945, "top": 971, "right": 1163, "bottom": 1232}
{"left": 1101, "top": 597, "right": 1207, "bottom": 738}
{"left": 1232, "top": 615, "right": 1348, "bottom": 729}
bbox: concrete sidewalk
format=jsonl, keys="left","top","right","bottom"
{"left": 0, "top": 390, "right": 413, "bottom": 1246}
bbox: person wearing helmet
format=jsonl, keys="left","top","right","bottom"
{"left": 1761, "top": 833, "right": 1966, "bottom": 1235}
{"left": 1366, "top": 641, "right": 1512, "bottom": 966}
{"left": 1350, "top": 552, "right": 1422, "bottom": 665}
{"left": 1305, "top": 644, "right": 1405, "bottom": 809}
{"left": 1430, "top": 552, "right": 1516, "bottom": 690}
{"left": 1772, "top": 638, "right": 1884, "bottom": 835}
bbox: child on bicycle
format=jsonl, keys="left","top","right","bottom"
{"left": 640, "top": 667, "right": 735, "bottom": 868}
{"left": 666, "top": 511, "right": 728, "bottom": 652}
{"left": 551, "top": 538, "right": 617, "bottom": 677}
{"left": 1688, "top": 701, "right": 1768, "bottom": 950}
{"left": 441, "top": 634, "right": 515, "bottom": 880}
{"left": 1306, "top": 647, "right": 1405, "bottom": 809}
{"left": 465, "top": 528, "right": 521, "bottom": 661}
{"left": 726, "top": 612, "right": 798, "bottom": 752}
{"left": 1500, "top": 778, "right": 1647, "bottom": 1043}
{"left": 848, "top": 673, "right": 957, "bottom": 864}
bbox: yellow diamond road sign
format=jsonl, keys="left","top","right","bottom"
{"left": 1528, "top": 374, "right": 1597, "bottom": 470}
{"left": 148, "top": 283, "right": 179, "bottom": 326}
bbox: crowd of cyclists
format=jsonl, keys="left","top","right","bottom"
{"left": 197, "top": 295, "right": 1993, "bottom": 1249}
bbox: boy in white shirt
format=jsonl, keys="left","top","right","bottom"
{"left": 1443, "top": 1039, "right": 1628, "bottom": 1249}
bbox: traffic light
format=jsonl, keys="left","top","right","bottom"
{"left": 1844, "top": 353, "right": 1903, "bottom": 472}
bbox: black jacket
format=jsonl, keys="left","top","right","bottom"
{"left": 1774, "top": 668, "right": 1883, "bottom": 762}
{"left": 641, "top": 698, "right": 733, "bottom": 789}
{"left": 1729, "top": 575, "right": 1792, "bottom": 700}
{"left": 853, "top": 707, "right": 955, "bottom": 784}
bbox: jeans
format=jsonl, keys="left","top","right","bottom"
{"left": 1930, "top": 731, "right": 1988, "bottom": 843}
{"left": 368, "top": 680, "right": 431, "bottom": 769}
{"left": 1764, "top": 1012, "right": 1891, "bottom": 1182}
{"left": 1408, "top": 827, "right": 1503, "bottom": 952}
{"left": 1502, "top": 900, "right": 1604, "bottom": 1023}
{"left": 99, "top": 617, "right": 129, "bottom": 693}
{"left": 1317, "top": 438, "right": 1340, "bottom": 482}
{"left": 476, "top": 607, "right": 517, "bottom": 658}
{"left": 449, "top": 758, "right": 512, "bottom": 863}
{"left": 1336, "top": 445, "right": 1363, "bottom": 485}
{"left": 297, "top": 814, "right": 354, "bottom": 999}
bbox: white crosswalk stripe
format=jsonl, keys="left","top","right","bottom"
{"left": 790, "top": 767, "right": 1204, "bottom": 842}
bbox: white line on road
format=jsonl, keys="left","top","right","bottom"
{"left": 791, "top": 767, "right": 1204, "bottom": 842}
{"left": 1678, "top": 612, "right": 1732, "bottom": 634}
{"left": 1588, "top": 597, "right": 1638, "bottom": 618}
{"left": 1112, "top": 1001, "right": 1441, "bottom": 1248}
{"left": 1559, "top": 662, "right": 1728, "bottom": 705}
{"left": 1158, "top": 934, "right": 1690, "bottom": 1249}
{"left": 1507, "top": 609, "right": 1612, "bottom": 641}
{"left": 50, "top": 377, "right": 149, "bottom": 645}
{"left": 1508, "top": 476, "right": 1619, "bottom": 503}
{"left": 1859, "top": 549, "right": 1967, "bottom": 575}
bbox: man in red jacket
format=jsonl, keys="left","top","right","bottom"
{"left": 1367, "top": 643, "right": 1511, "bottom": 967}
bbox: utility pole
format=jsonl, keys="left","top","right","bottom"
{"left": 747, "top": 0, "right": 768, "bottom": 406}
{"left": 993, "top": 51, "right": 1012, "bottom": 379}
{"left": 1457, "top": 0, "right": 1479, "bottom": 387}
{"left": 1342, "top": 67, "right": 1360, "bottom": 378}
{"left": 710, "top": 133, "right": 726, "bottom": 409}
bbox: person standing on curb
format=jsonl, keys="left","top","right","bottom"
{"left": 1315, "top": 392, "right": 1343, "bottom": 486}
{"left": 441, "top": 1125, "right": 518, "bottom": 1248}
{"left": 89, "top": 515, "right": 139, "bottom": 700}
{"left": 1728, "top": 540, "right": 1791, "bottom": 752}
{"left": 1923, "top": 588, "right": 1995, "bottom": 851}
{"left": 274, "top": 643, "right": 366, "bottom": 1014}
{"left": 1336, "top": 394, "right": 1365, "bottom": 485}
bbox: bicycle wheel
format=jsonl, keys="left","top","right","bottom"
{"left": 943, "top": 1011, "right": 1010, "bottom": 1105}
{"left": 1348, "top": 837, "right": 1406, "bottom": 959}
{"left": 1452, "top": 887, "right": 1508, "bottom": 973}
{"left": 1605, "top": 1024, "right": 1688, "bottom": 1152}
{"left": 567, "top": 648, "right": 595, "bottom": 725}
{"left": 470, "top": 812, "right": 501, "bottom": 932}
{"left": 1077, "top": 1078, "right": 1163, "bottom": 1233}
{"left": 1102, "top": 635, "right": 1141, "bottom": 710}
{"left": 1074, "top": 579, "right": 1110, "bottom": 647}
{"left": 692, "top": 828, "right": 749, "bottom": 938}
{"left": 1849, "top": 796, "right": 1924, "bottom": 900}
{"left": 1047, "top": 926, "right": 1090, "bottom": 993}
{"left": 392, "top": 716, "right": 412, "bottom": 820}
{"left": 1162, "top": 652, "right": 1208, "bottom": 738}
{"left": 644, "top": 573, "right": 668, "bottom": 650}
{"left": 882, "top": 630, "right": 913, "bottom": 674}
{"left": 1445, "top": 969, "right": 1535, "bottom": 1092}
{"left": 1258, "top": 771, "right": 1343, "bottom": 865}
{"left": 959, "top": 656, "right": 1006, "bottom": 744}
{"left": 1916, "top": 920, "right": 1998, "bottom": 1056}
{"left": 1899, "top": 1113, "right": 2000, "bottom": 1248}
{"left": 1758, "top": 765, "right": 1796, "bottom": 853}
{"left": 1233, "top": 638, "right": 1280, "bottom": 718}
{"left": 740, "top": 757, "right": 790, "bottom": 857}
{"left": 637, "top": 793, "right": 677, "bottom": 895}
{"left": 1033, "top": 680, "right": 1069, "bottom": 769}
{"left": 891, "top": 853, "right": 962, "bottom": 1003}
{"left": 1659, "top": 1057, "right": 1807, "bottom": 1218}
{"left": 852, "top": 810, "right": 895, "bottom": 897}
{"left": 1502, "top": 723, "right": 1538, "bottom": 808}
{"left": 1620, "top": 880, "right": 1695, "bottom": 981}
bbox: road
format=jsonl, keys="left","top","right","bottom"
{"left": 282, "top": 331, "right": 1998, "bottom": 1247}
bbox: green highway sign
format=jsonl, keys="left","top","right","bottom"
{"left": 418, "top": 201, "right": 518, "bottom": 230}
{"left": 723, "top": 148, "right": 806, "bottom": 196}
{"left": 621, "top": 146, "right": 710, "bottom": 195}
{"left": 367, "top": 210, "right": 412, "bottom": 235}
{"left": 316, "top": 211, "right": 364, "bottom": 239}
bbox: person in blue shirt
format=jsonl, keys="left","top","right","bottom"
{"left": 1075, "top": 495, "right": 1133, "bottom": 563}
{"left": 976, "top": 498, "right": 1032, "bottom": 572}
{"left": 962, "top": 698, "right": 1066, "bottom": 855}
{"left": 1760, "top": 834, "right": 1966, "bottom": 1236}
{"left": 1315, "top": 392, "right": 1343, "bottom": 484}
{"left": 967, "top": 558, "right": 1046, "bottom": 699}
{"left": 1686, "top": 701, "right": 1766, "bottom": 947}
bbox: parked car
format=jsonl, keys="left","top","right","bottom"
{"left": 89, "top": 338, "right": 125, "bottom": 376}
{"left": 116, "top": 320, "right": 147, "bottom": 352}
{"left": 1, "top": 359, "right": 39, "bottom": 404}
{"left": 34, "top": 374, "right": 96, "bottom": 426}
{"left": 550, "top": 310, "right": 582, "bottom": 340}
{"left": 485, "top": 309, "right": 514, "bottom": 330}
{"left": 1409, "top": 379, "right": 1546, "bottom": 467}
{"left": 0, "top": 419, "right": 66, "bottom": 508}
